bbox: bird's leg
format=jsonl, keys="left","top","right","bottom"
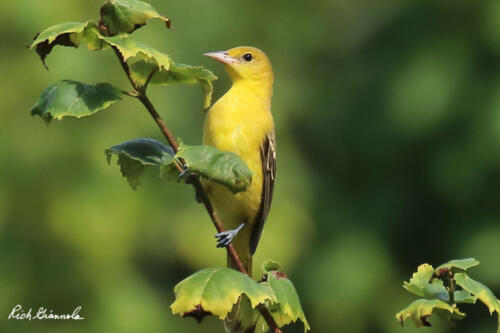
{"left": 215, "top": 223, "right": 245, "bottom": 248}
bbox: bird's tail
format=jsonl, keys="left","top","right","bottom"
{"left": 228, "top": 252, "right": 252, "bottom": 277}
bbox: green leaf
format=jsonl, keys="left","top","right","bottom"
{"left": 262, "top": 271, "right": 310, "bottom": 332}
{"left": 396, "top": 298, "right": 465, "bottom": 327}
{"left": 171, "top": 268, "right": 274, "bottom": 321}
{"left": 30, "top": 21, "right": 103, "bottom": 68}
{"left": 403, "top": 264, "right": 434, "bottom": 296}
{"left": 115, "top": 155, "right": 148, "bottom": 190}
{"left": 176, "top": 144, "right": 252, "bottom": 193}
{"left": 225, "top": 295, "right": 263, "bottom": 333}
{"left": 262, "top": 259, "right": 282, "bottom": 273}
{"left": 159, "top": 164, "right": 179, "bottom": 182}
{"left": 435, "top": 258, "right": 480, "bottom": 276}
{"left": 454, "top": 290, "right": 477, "bottom": 304}
{"left": 30, "top": 80, "right": 122, "bottom": 123}
{"left": 403, "top": 264, "right": 449, "bottom": 301}
{"left": 30, "top": 23, "right": 214, "bottom": 109}
{"left": 455, "top": 273, "right": 500, "bottom": 315}
{"left": 29, "top": 22, "right": 172, "bottom": 73}
{"left": 99, "top": 0, "right": 170, "bottom": 36}
{"left": 199, "top": 78, "right": 215, "bottom": 111}
{"left": 100, "top": 34, "right": 172, "bottom": 71}
{"left": 402, "top": 263, "right": 477, "bottom": 303}
{"left": 105, "top": 138, "right": 174, "bottom": 189}
{"left": 130, "top": 61, "right": 216, "bottom": 109}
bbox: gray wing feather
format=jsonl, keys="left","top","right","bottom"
{"left": 249, "top": 132, "right": 276, "bottom": 255}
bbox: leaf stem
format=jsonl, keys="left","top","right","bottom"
{"left": 112, "top": 46, "right": 282, "bottom": 332}
{"left": 448, "top": 272, "right": 455, "bottom": 305}
{"left": 120, "top": 89, "right": 138, "bottom": 98}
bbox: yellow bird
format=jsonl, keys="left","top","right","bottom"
{"left": 203, "top": 46, "right": 276, "bottom": 276}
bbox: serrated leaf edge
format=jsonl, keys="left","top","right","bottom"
{"left": 171, "top": 268, "right": 274, "bottom": 320}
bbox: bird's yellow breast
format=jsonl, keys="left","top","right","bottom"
{"left": 202, "top": 82, "right": 274, "bottom": 247}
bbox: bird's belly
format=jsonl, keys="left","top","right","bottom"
{"left": 201, "top": 146, "right": 263, "bottom": 229}
{"left": 203, "top": 125, "right": 263, "bottom": 222}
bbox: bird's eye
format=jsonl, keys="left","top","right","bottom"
{"left": 243, "top": 53, "right": 253, "bottom": 62}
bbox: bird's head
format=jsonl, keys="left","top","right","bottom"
{"left": 204, "top": 46, "right": 273, "bottom": 85}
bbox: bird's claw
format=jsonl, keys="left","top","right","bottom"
{"left": 177, "top": 166, "right": 191, "bottom": 182}
{"left": 178, "top": 165, "right": 197, "bottom": 185}
{"left": 215, "top": 231, "right": 236, "bottom": 248}
{"left": 215, "top": 223, "right": 245, "bottom": 248}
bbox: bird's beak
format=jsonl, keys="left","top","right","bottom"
{"left": 203, "top": 51, "right": 238, "bottom": 64}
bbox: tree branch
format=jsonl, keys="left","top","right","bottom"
{"left": 111, "top": 46, "right": 138, "bottom": 91}
{"left": 258, "top": 304, "right": 282, "bottom": 333}
{"left": 112, "top": 49, "right": 281, "bottom": 332}
{"left": 142, "top": 67, "right": 158, "bottom": 93}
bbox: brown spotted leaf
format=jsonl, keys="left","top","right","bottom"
{"left": 435, "top": 258, "right": 480, "bottom": 276}
{"left": 30, "top": 21, "right": 103, "bottom": 68}
{"left": 171, "top": 268, "right": 274, "bottom": 321}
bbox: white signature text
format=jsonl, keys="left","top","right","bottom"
{"left": 8, "top": 304, "right": 84, "bottom": 321}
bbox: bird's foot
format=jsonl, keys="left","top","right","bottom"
{"left": 215, "top": 223, "right": 245, "bottom": 248}
{"left": 177, "top": 165, "right": 192, "bottom": 182}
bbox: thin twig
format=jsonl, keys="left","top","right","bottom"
{"left": 111, "top": 46, "right": 138, "bottom": 91}
{"left": 137, "top": 92, "right": 249, "bottom": 275}
{"left": 112, "top": 48, "right": 281, "bottom": 332}
{"left": 142, "top": 67, "right": 158, "bottom": 92}
{"left": 137, "top": 94, "right": 180, "bottom": 154}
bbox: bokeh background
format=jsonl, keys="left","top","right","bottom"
{"left": 1, "top": 0, "right": 500, "bottom": 332}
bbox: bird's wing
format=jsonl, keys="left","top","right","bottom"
{"left": 250, "top": 132, "right": 276, "bottom": 254}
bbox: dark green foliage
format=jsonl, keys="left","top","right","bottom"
{"left": 31, "top": 80, "right": 122, "bottom": 122}
{"left": 105, "top": 138, "right": 174, "bottom": 189}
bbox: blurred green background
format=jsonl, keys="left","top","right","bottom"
{"left": 1, "top": 0, "right": 500, "bottom": 332}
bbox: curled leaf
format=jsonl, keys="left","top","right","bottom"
{"left": 30, "top": 21, "right": 102, "bottom": 68}
{"left": 99, "top": 0, "right": 171, "bottom": 36}
{"left": 396, "top": 298, "right": 464, "bottom": 327}
{"left": 403, "top": 264, "right": 449, "bottom": 301}
{"left": 176, "top": 144, "right": 252, "bottom": 193}
{"left": 455, "top": 273, "right": 500, "bottom": 315}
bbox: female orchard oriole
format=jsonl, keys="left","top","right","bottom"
{"left": 203, "top": 46, "right": 276, "bottom": 276}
